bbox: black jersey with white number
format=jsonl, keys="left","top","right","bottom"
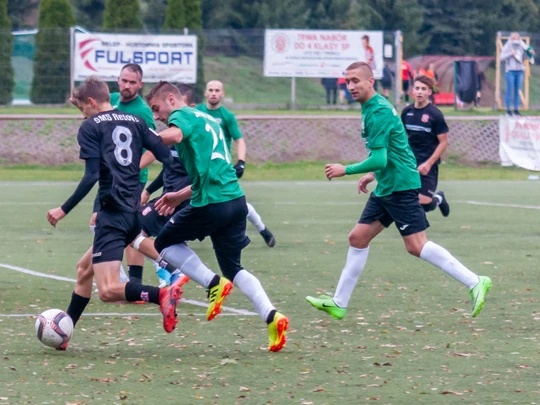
{"left": 164, "top": 146, "right": 191, "bottom": 194}
{"left": 401, "top": 103, "right": 449, "bottom": 165}
{"left": 78, "top": 110, "right": 170, "bottom": 213}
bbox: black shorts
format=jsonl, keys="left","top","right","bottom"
{"left": 419, "top": 165, "right": 439, "bottom": 198}
{"left": 139, "top": 198, "right": 189, "bottom": 237}
{"left": 339, "top": 83, "right": 347, "bottom": 91}
{"left": 381, "top": 80, "right": 392, "bottom": 90}
{"left": 154, "top": 196, "right": 250, "bottom": 255}
{"left": 359, "top": 190, "right": 429, "bottom": 236}
{"left": 92, "top": 208, "right": 140, "bottom": 264}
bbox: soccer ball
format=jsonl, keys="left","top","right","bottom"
{"left": 35, "top": 309, "right": 73, "bottom": 349}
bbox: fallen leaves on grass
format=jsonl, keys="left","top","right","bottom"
{"left": 441, "top": 391, "right": 463, "bottom": 395}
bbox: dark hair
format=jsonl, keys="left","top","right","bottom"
{"left": 413, "top": 74, "right": 434, "bottom": 90}
{"left": 345, "top": 61, "right": 373, "bottom": 78}
{"left": 72, "top": 76, "right": 110, "bottom": 104}
{"left": 362, "top": 35, "right": 370, "bottom": 42}
{"left": 175, "top": 82, "right": 195, "bottom": 106}
{"left": 145, "top": 81, "right": 182, "bottom": 103}
{"left": 121, "top": 63, "right": 143, "bottom": 80}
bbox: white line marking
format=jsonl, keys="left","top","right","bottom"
{"left": 0, "top": 263, "right": 257, "bottom": 316}
{"left": 460, "top": 200, "right": 540, "bottom": 210}
{"left": 0, "top": 312, "right": 244, "bottom": 318}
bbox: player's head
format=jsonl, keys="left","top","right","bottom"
{"left": 146, "top": 81, "right": 185, "bottom": 123}
{"left": 344, "top": 61, "right": 375, "bottom": 103}
{"left": 71, "top": 76, "right": 110, "bottom": 118}
{"left": 362, "top": 35, "right": 370, "bottom": 48}
{"left": 175, "top": 83, "right": 195, "bottom": 107}
{"left": 204, "top": 80, "right": 224, "bottom": 107}
{"left": 412, "top": 74, "right": 433, "bottom": 104}
{"left": 118, "top": 63, "right": 143, "bottom": 102}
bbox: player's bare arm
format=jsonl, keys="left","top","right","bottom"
{"left": 325, "top": 163, "right": 346, "bottom": 180}
{"left": 155, "top": 185, "right": 193, "bottom": 216}
{"left": 357, "top": 172, "right": 375, "bottom": 194}
{"left": 140, "top": 150, "right": 156, "bottom": 169}
{"left": 417, "top": 133, "right": 448, "bottom": 176}
{"left": 158, "top": 126, "right": 184, "bottom": 145}
{"left": 235, "top": 138, "right": 246, "bottom": 161}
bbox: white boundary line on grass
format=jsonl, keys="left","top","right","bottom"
{"left": 459, "top": 200, "right": 540, "bottom": 210}
{"left": 0, "top": 263, "right": 257, "bottom": 316}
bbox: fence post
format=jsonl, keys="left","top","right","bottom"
{"left": 394, "top": 30, "right": 402, "bottom": 107}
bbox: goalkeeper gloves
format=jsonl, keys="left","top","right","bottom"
{"left": 234, "top": 160, "right": 245, "bottom": 179}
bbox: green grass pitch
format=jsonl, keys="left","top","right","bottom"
{"left": 1, "top": 179, "right": 539, "bottom": 404}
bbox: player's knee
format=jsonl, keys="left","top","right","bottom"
{"left": 76, "top": 260, "right": 92, "bottom": 281}
{"left": 405, "top": 243, "right": 422, "bottom": 257}
{"left": 97, "top": 287, "right": 115, "bottom": 303}
{"left": 348, "top": 231, "right": 369, "bottom": 249}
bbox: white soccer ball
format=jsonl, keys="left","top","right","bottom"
{"left": 35, "top": 309, "right": 74, "bottom": 349}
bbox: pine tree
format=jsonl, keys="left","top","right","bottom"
{"left": 0, "top": 0, "right": 13, "bottom": 104}
{"left": 102, "top": 0, "right": 142, "bottom": 30}
{"left": 178, "top": 0, "right": 205, "bottom": 101}
{"left": 72, "top": 0, "right": 105, "bottom": 30}
{"left": 163, "top": 0, "right": 186, "bottom": 30}
{"left": 30, "top": 0, "right": 74, "bottom": 104}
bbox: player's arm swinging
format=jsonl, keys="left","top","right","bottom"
{"left": 417, "top": 133, "right": 448, "bottom": 176}
{"left": 47, "top": 158, "right": 100, "bottom": 227}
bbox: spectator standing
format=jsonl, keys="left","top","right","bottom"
{"left": 380, "top": 64, "right": 394, "bottom": 99}
{"left": 321, "top": 78, "right": 338, "bottom": 105}
{"left": 499, "top": 32, "right": 534, "bottom": 116}
{"left": 338, "top": 77, "right": 347, "bottom": 105}
{"left": 402, "top": 59, "right": 413, "bottom": 103}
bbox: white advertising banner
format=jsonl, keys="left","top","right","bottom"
{"left": 73, "top": 32, "right": 197, "bottom": 83}
{"left": 499, "top": 116, "right": 540, "bottom": 170}
{"left": 264, "top": 29, "right": 384, "bottom": 79}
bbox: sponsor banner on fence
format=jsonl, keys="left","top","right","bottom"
{"left": 264, "top": 29, "right": 383, "bottom": 79}
{"left": 499, "top": 116, "right": 540, "bottom": 170}
{"left": 73, "top": 32, "right": 197, "bottom": 83}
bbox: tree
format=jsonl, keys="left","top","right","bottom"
{"left": 30, "top": 0, "right": 74, "bottom": 104}
{"left": 141, "top": 0, "right": 168, "bottom": 32}
{"left": 102, "top": 0, "right": 142, "bottom": 30}
{"left": 72, "top": 0, "right": 105, "bottom": 30}
{"left": 0, "top": 0, "right": 13, "bottom": 104}
{"left": 163, "top": 0, "right": 186, "bottom": 30}
{"left": 7, "top": 0, "right": 38, "bottom": 30}
{"left": 180, "top": 0, "right": 205, "bottom": 101}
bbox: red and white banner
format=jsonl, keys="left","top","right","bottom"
{"left": 499, "top": 116, "right": 540, "bottom": 170}
{"left": 72, "top": 32, "right": 197, "bottom": 83}
{"left": 264, "top": 29, "right": 383, "bottom": 79}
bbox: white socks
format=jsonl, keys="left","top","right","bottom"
{"left": 233, "top": 269, "right": 275, "bottom": 322}
{"left": 420, "top": 241, "right": 479, "bottom": 289}
{"left": 333, "top": 246, "right": 369, "bottom": 308}
{"left": 246, "top": 202, "right": 266, "bottom": 232}
{"left": 160, "top": 243, "right": 216, "bottom": 288}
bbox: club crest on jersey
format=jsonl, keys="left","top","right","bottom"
{"left": 421, "top": 114, "right": 430, "bottom": 123}
{"left": 142, "top": 206, "right": 152, "bottom": 216}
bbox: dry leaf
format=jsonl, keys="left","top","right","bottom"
{"left": 239, "top": 386, "right": 251, "bottom": 392}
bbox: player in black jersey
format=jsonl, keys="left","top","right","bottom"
{"left": 47, "top": 77, "right": 185, "bottom": 346}
{"left": 401, "top": 75, "right": 450, "bottom": 217}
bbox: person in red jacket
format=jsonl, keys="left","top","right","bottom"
{"left": 402, "top": 59, "right": 413, "bottom": 103}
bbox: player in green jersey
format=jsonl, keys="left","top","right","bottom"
{"left": 132, "top": 82, "right": 288, "bottom": 352}
{"left": 196, "top": 80, "right": 276, "bottom": 247}
{"left": 306, "top": 62, "right": 491, "bottom": 320}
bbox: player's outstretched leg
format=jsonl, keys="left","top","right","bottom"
{"left": 418, "top": 240, "right": 491, "bottom": 317}
{"left": 306, "top": 246, "right": 369, "bottom": 320}
{"left": 434, "top": 191, "right": 450, "bottom": 217}
{"left": 246, "top": 202, "right": 276, "bottom": 247}
{"left": 158, "top": 242, "right": 233, "bottom": 321}
{"left": 231, "top": 269, "right": 288, "bottom": 352}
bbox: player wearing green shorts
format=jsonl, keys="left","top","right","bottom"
{"left": 132, "top": 82, "right": 288, "bottom": 352}
{"left": 306, "top": 62, "right": 491, "bottom": 320}
{"left": 196, "top": 80, "right": 276, "bottom": 247}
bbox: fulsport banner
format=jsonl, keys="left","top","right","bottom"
{"left": 499, "top": 116, "right": 540, "bottom": 171}
{"left": 72, "top": 32, "right": 197, "bottom": 83}
{"left": 264, "top": 29, "right": 384, "bottom": 79}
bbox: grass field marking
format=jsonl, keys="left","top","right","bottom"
{"left": 0, "top": 263, "right": 257, "bottom": 316}
{"left": 462, "top": 200, "right": 540, "bottom": 210}
{"left": 0, "top": 312, "right": 247, "bottom": 318}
